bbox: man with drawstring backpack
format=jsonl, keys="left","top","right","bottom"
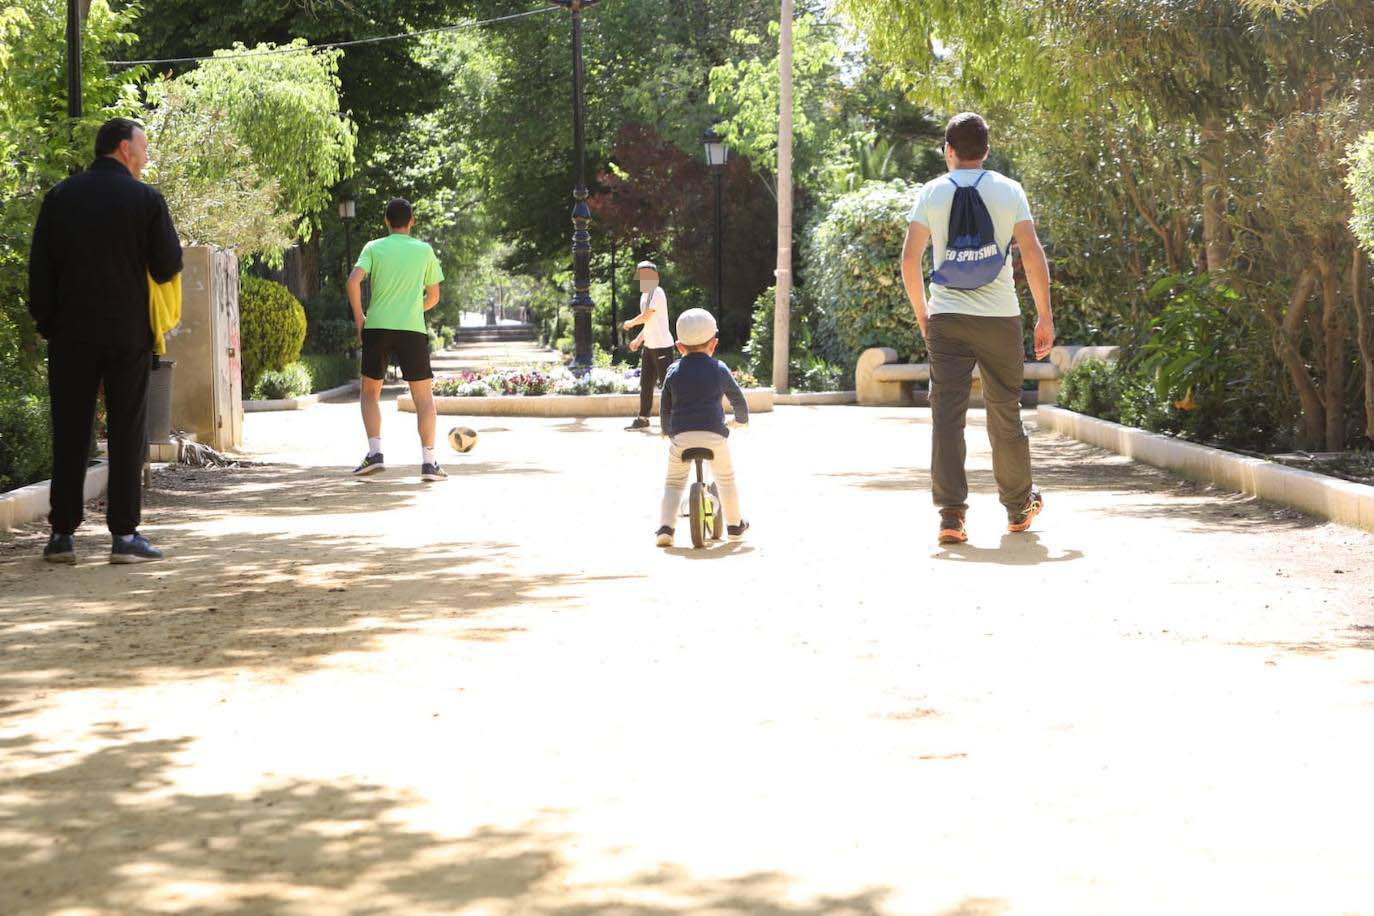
{"left": 899, "top": 112, "right": 1056, "bottom": 546}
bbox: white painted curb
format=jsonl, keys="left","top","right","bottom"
{"left": 399, "top": 387, "right": 775, "bottom": 418}
{"left": 1037, "top": 405, "right": 1374, "bottom": 533}
{"left": 0, "top": 460, "right": 109, "bottom": 533}
{"left": 244, "top": 379, "right": 360, "bottom": 412}
{"left": 775, "top": 391, "right": 857, "bottom": 406}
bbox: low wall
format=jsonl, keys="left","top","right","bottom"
{"left": 1, "top": 461, "right": 109, "bottom": 533}
{"left": 244, "top": 380, "right": 360, "bottom": 413}
{"left": 1038, "top": 405, "right": 1374, "bottom": 533}
{"left": 399, "top": 388, "right": 774, "bottom": 418}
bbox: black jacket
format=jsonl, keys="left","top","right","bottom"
{"left": 28, "top": 158, "right": 183, "bottom": 350}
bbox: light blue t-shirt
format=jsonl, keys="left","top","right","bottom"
{"left": 907, "top": 169, "right": 1033, "bottom": 318}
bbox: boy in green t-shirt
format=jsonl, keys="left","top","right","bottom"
{"left": 346, "top": 198, "right": 447, "bottom": 480}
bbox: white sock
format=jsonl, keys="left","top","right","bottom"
{"left": 422, "top": 446, "right": 437, "bottom": 465}
{"left": 368, "top": 437, "right": 382, "bottom": 457}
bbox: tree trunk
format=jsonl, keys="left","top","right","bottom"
{"left": 1199, "top": 118, "right": 1231, "bottom": 275}
{"left": 1316, "top": 256, "right": 1347, "bottom": 451}
{"left": 1273, "top": 268, "right": 1325, "bottom": 449}
{"left": 1350, "top": 249, "right": 1374, "bottom": 445}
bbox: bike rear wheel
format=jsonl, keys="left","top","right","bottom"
{"left": 708, "top": 483, "right": 725, "bottom": 540}
{"left": 688, "top": 482, "right": 707, "bottom": 548}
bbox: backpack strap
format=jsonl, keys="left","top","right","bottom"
{"left": 946, "top": 171, "right": 990, "bottom": 190}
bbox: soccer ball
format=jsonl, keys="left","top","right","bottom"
{"left": 448, "top": 426, "right": 478, "bottom": 453}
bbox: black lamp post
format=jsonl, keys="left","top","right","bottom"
{"left": 338, "top": 196, "right": 356, "bottom": 284}
{"left": 703, "top": 127, "right": 728, "bottom": 314}
{"left": 550, "top": 0, "right": 599, "bottom": 367}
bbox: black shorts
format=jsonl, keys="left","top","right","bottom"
{"left": 361, "top": 328, "right": 432, "bottom": 382}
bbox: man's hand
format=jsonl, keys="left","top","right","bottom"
{"left": 622, "top": 318, "right": 635, "bottom": 331}
{"left": 355, "top": 324, "right": 364, "bottom": 347}
{"left": 914, "top": 308, "right": 929, "bottom": 339}
{"left": 629, "top": 336, "right": 643, "bottom": 352}
{"left": 1034, "top": 315, "right": 1055, "bottom": 360}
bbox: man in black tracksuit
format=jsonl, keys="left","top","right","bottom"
{"left": 28, "top": 118, "right": 183, "bottom": 564}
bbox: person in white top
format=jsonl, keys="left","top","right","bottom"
{"left": 621, "top": 260, "right": 676, "bottom": 430}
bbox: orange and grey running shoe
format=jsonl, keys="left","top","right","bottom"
{"left": 1008, "top": 487, "right": 1044, "bottom": 533}
{"left": 938, "top": 509, "right": 967, "bottom": 545}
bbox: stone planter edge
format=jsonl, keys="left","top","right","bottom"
{"left": 1, "top": 460, "right": 109, "bottom": 533}
{"left": 244, "top": 379, "right": 360, "bottom": 413}
{"left": 400, "top": 387, "right": 775, "bottom": 418}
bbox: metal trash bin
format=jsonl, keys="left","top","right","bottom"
{"left": 147, "top": 358, "right": 175, "bottom": 444}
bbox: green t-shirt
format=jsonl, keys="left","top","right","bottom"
{"left": 355, "top": 233, "right": 444, "bottom": 333}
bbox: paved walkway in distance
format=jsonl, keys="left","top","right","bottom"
{"left": 431, "top": 339, "right": 562, "bottom": 375}
{"left": 1, "top": 400, "right": 1372, "bottom": 914}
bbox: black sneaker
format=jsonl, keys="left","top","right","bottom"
{"left": 420, "top": 463, "right": 448, "bottom": 482}
{"left": 727, "top": 520, "right": 750, "bottom": 539}
{"left": 1008, "top": 487, "right": 1044, "bottom": 533}
{"left": 655, "top": 526, "right": 674, "bottom": 547}
{"left": 353, "top": 452, "right": 385, "bottom": 475}
{"left": 938, "top": 509, "right": 968, "bottom": 545}
{"left": 110, "top": 533, "right": 164, "bottom": 564}
{"left": 625, "top": 417, "right": 650, "bottom": 431}
{"left": 43, "top": 533, "right": 76, "bottom": 564}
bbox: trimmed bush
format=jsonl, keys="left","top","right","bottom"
{"left": 804, "top": 179, "right": 924, "bottom": 369}
{"left": 298, "top": 353, "right": 358, "bottom": 393}
{"left": 1058, "top": 361, "right": 1124, "bottom": 424}
{"left": 0, "top": 394, "right": 53, "bottom": 493}
{"left": 305, "top": 318, "right": 356, "bottom": 355}
{"left": 252, "top": 363, "right": 312, "bottom": 400}
{"left": 240, "top": 276, "right": 306, "bottom": 394}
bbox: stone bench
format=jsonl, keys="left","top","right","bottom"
{"left": 856, "top": 345, "right": 1119, "bottom": 407}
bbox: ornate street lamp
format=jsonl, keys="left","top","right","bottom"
{"left": 703, "top": 127, "right": 728, "bottom": 314}
{"left": 338, "top": 196, "right": 356, "bottom": 284}
{"left": 549, "top": 0, "right": 600, "bottom": 367}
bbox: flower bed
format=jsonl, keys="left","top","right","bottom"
{"left": 433, "top": 365, "right": 761, "bottom": 398}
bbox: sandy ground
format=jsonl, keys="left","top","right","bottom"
{"left": 1, "top": 395, "right": 1372, "bottom": 915}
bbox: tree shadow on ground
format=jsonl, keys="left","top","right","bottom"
{"left": 0, "top": 728, "right": 913, "bottom": 915}
{"left": 0, "top": 465, "right": 610, "bottom": 696}
{"left": 1229, "top": 624, "right": 1374, "bottom": 658}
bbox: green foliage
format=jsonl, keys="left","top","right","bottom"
{"left": 239, "top": 277, "right": 307, "bottom": 393}
{"left": 708, "top": 17, "right": 841, "bottom": 184}
{"left": 0, "top": 393, "right": 53, "bottom": 492}
{"left": 1348, "top": 131, "right": 1374, "bottom": 255}
{"left": 252, "top": 363, "right": 311, "bottom": 401}
{"left": 152, "top": 42, "right": 355, "bottom": 248}
{"left": 1057, "top": 361, "right": 1123, "bottom": 424}
{"left": 803, "top": 180, "right": 924, "bottom": 368}
{"left": 304, "top": 318, "right": 356, "bottom": 356}
{"left": 297, "top": 353, "right": 358, "bottom": 393}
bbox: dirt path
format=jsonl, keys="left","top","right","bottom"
{"left": 1, "top": 402, "right": 1371, "bottom": 914}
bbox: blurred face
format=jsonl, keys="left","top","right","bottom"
{"left": 638, "top": 268, "right": 658, "bottom": 293}
{"left": 115, "top": 127, "right": 150, "bottom": 179}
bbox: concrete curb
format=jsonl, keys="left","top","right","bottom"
{"left": 1037, "top": 405, "right": 1374, "bottom": 533}
{"left": 775, "top": 391, "right": 857, "bottom": 406}
{"left": 244, "top": 379, "right": 360, "bottom": 413}
{"left": 1, "top": 460, "right": 109, "bottom": 533}
{"left": 400, "top": 388, "right": 775, "bottom": 418}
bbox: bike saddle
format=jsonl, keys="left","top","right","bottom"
{"left": 681, "top": 448, "right": 715, "bottom": 462}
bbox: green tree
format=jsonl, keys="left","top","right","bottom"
{"left": 149, "top": 42, "right": 356, "bottom": 245}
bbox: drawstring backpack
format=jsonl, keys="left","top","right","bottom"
{"left": 929, "top": 172, "right": 1009, "bottom": 290}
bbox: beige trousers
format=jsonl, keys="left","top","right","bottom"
{"left": 659, "top": 431, "right": 742, "bottom": 528}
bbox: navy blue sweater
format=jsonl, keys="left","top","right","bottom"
{"left": 660, "top": 353, "right": 749, "bottom": 437}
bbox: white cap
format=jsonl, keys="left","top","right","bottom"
{"left": 636, "top": 260, "right": 658, "bottom": 272}
{"left": 675, "top": 308, "right": 718, "bottom": 347}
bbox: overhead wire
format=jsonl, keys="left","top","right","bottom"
{"left": 106, "top": 5, "right": 558, "bottom": 69}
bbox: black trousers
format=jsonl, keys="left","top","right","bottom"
{"left": 47, "top": 337, "right": 150, "bottom": 536}
{"left": 639, "top": 346, "right": 675, "bottom": 418}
